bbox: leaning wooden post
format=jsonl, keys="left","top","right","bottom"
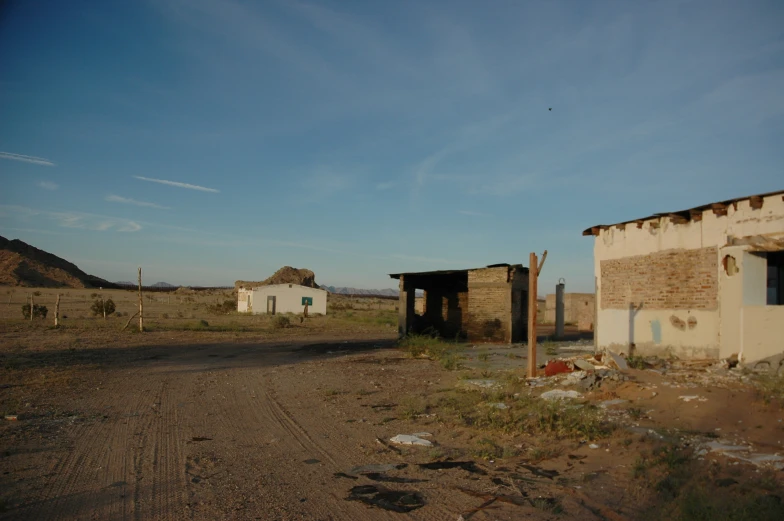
{"left": 101, "top": 295, "right": 106, "bottom": 319}
{"left": 54, "top": 294, "right": 61, "bottom": 327}
{"left": 30, "top": 293, "right": 34, "bottom": 321}
{"left": 138, "top": 267, "right": 144, "bottom": 332}
{"left": 528, "top": 253, "right": 538, "bottom": 378}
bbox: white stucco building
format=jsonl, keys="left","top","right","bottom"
{"left": 237, "top": 284, "right": 327, "bottom": 315}
{"left": 583, "top": 190, "right": 784, "bottom": 371}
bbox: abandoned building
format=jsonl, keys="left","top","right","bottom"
{"left": 545, "top": 292, "right": 595, "bottom": 331}
{"left": 584, "top": 189, "right": 784, "bottom": 370}
{"left": 237, "top": 283, "right": 327, "bottom": 315}
{"left": 390, "top": 264, "right": 529, "bottom": 343}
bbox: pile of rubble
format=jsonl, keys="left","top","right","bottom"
{"left": 528, "top": 350, "right": 629, "bottom": 391}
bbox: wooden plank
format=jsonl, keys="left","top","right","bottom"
{"left": 527, "top": 252, "right": 538, "bottom": 378}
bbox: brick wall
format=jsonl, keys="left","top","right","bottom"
{"left": 466, "top": 267, "right": 514, "bottom": 342}
{"left": 600, "top": 247, "right": 718, "bottom": 310}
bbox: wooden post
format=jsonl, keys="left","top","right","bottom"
{"left": 55, "top": 294, "right": 61, "bottom": 327}
{"left": 527, "top": 252, "right": 538, "bottom": 378}
{"left": 101, "top": 295, "right": 106, "bottom": 319}
{"left": 138, "top": 267, "right": 144, "bottom": 332}
{"left": 30, "top": 293, "right": 34, "bottom": 322}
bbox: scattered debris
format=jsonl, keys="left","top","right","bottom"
{"left": 346, "top": 484, "right": 425, "bottom": 513}
{"left": 574, "top": 359, "right": 596, "bottom": 371}
{"left": 390, "top": 434, "right": 433, "bottom": 447}
{"left": 699, "top": 440, "right": 784, "bottom": 470}
{"left": 540, "top": 389, "right": 582, "bottom": 401}
{"left": 606, "top": 350, "right": 628, "bottom": 370}
{"left": 589, "top": 444, "right": 600, "bottom": 449}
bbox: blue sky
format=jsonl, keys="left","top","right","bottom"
{"left": 1, "top": 0, "right": 783, "bottom": 292}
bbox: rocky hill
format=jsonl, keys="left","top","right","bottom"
{"left": 235, "top": 266, "right": 317, "bottom": 290}
{"left": 0, "top": 235, "right": 112, "bottom": 288}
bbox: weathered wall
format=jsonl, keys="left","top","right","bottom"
{"left": 544, "top": 293, "right": 595, "bottom": 329}
{"left": 466, "top": 267, "right": 510, "bottom": 343}
{"left": 593, "top": 193, "right": 784, "bottom": 361}
{"left": 249, "top": 284, "right": 327, "bottom": 315}
{"left": 237, "top": 288, "right": 252, "bottom": 312}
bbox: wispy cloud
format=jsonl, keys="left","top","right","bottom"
{"left": 37, "top": 181, "right": 59, "bottom": 191}
{"left": 0, "top": 151, "right": 55, "bottom": 166}
{"left": 376, "top": 181, "right": 395, "bottom": 191}
{"left": 133, "top": 176, "right": 219, "bottom": 193}
{"left": 106, "top": 194, "right": 171, "bottom": 210}
{"left": 0, "top": 205, "right": 142, "bottom": 233}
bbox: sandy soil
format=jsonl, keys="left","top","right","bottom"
{"left": 2, "top": 325, "right": 784, "bottom": 520}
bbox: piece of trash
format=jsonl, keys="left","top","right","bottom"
{"left": 589, "top": 444, "right": 599, "bottom": 449}
{"left": 364, "top": 473, "right": 426, "bottom": 483}
{"left": 519, "top": 464, "right": 559, "bottom": 479}
{"left": 574, "top": 359, "right": 596, "bottom": 371}
{"left": 540, "top": 389, "right": 582, "bottom": 401}
{"left": 418, "top": 461, "right": 486, "bottom": 475}
{"left": 390, "top": 434, "right": 432, "bottom": 447}
{"left": 599, "top": 399, "right": 628, "bottom": 408}
{"left": 346, "top": 484, "right": 424, "bottom": 513}
{"left": 678, "top": 395, "right": 707, "bottom": 402}
{"left": 606, "top": 350, "right": 628, "bottom": 370}
{"left": 303, "top": 458, "right": 320, "bottom": 465}
{"left": 545, "top": 360, "right": 573, "bottom": 376}
{"left": 487, "top": 402, "right": 508, "bottom": 410}
{"left": 4, "top": 415, "right": 18, "bottom": 421}
{"left": 349, "top": 463, "right": 407, "bottom": 475}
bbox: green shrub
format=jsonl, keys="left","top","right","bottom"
{"left": 21, "top": 304, "right": 48, "bottom": 319}
{"left": 273, "top": 315, "right": 290, "bottom": 329}
{"left": 90, "top": 299, "right": 116, "bottom": 317}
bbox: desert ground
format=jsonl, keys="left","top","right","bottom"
{"left": 1, "top": 288, "right": 783, "bottom": 520}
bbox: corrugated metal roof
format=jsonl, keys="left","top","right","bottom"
{"left": 389, "top": 263, "right": 525, "bottom": 279}
{"left": 582, "top": 189, "right": 784, "bottom": 236}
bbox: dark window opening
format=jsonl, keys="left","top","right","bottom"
{"left": 768, "top": 251, "right": 784, "bottom": 305}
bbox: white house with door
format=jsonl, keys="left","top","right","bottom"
{"left": 237, "top": 284, "right": 327, "bottom": 315}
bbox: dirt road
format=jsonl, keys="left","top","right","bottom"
{"left": 1, "top": 335, "right": 507, "bottom": 520}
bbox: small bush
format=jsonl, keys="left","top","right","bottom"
{"left": 33, "top": 291, "right": 41, "bottom": 297}
{"left": 161, "top": 313, "right": 169, "bottom": 319}
{"left": 90, "top": 299, "right": 116, "bottom": 317}
{"left": 21, "top": 304, "right": 48, "bottom": 319}
{"left": 273, "top": 315, "right": 290, "bottom": 329}
{"left": 198, "top": 319, "right": 209, "bottom": 328}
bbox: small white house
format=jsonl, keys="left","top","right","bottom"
{"left": 238, "top": 284, "right": 327, "bottom": 315}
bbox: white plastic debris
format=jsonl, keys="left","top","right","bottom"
{"left": 678, "top": 395, "right": 708, "bottom": 402}
{"left": 390, "top": 434, "right": 433, "bottom": 447}
{"left": 589, "top": 444, "right": 599, "bottom": 449}
{"left": 540, "top": 389, "right": 582, "bottom": 401}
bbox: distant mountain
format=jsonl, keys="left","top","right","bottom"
{"left": 151, "top": 282, "right": 175, "bottom": 288}
{"left": 115, "top": 281, "right": 135, "bottom": 286}
{"left": 0, "top": 235, "right": 113, "bottom": 288}
{"left": 320, "top": 285, "right": 399, "bottom": 297}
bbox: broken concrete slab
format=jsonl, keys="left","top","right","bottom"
{"left": 540, "top": 389, "right": 582, "bottom": 401}
{"left": 574, "top": 359, "right": 596, "bottom": 371}
{"left": 390, "top": 434, "right": 433, "bottom": 447}
{"left": 606, "top": 350, "right": 628, "bottom": 370}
